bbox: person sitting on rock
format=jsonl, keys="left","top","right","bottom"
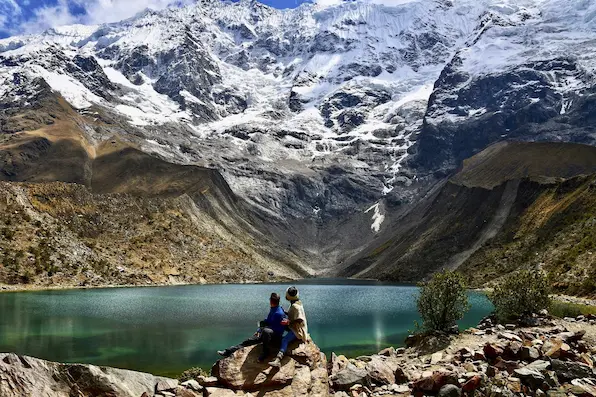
{"left": 269, "top": 286, "right": 309, "bottom": 368}
{"left": 217, "top": 292, "right": 289, "bottom": 362}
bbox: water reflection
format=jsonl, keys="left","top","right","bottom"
{"left": 0, "top": 282, "right": 493, "bottom": 377}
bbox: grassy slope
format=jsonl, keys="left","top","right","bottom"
{"left": 0, "top": 89, "right": 310, "bottom": 288}
{"left": 459, "top": 174, "right": 596, "bottom": 297}
{"left": 345, "top": 141, "right": 596, "bottom": 297}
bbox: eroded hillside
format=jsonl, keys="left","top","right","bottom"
{"left": 342, "top": 142, "right": 596, "bottom": 297}
{"left": 0, "top": 181, "right": 305, "bottom": 287}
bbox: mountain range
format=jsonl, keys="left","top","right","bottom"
{"left": 1, "top": 0, "right": 595, "bottom": 291}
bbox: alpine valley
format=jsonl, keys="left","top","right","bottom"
{"left": 1, "top": 0, "right": 596, "bottom": 294}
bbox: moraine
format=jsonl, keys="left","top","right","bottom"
{"left": 0, "top": 279, "right": 492, "bottom": 377}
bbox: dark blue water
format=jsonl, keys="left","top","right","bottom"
{"left": 0, "top": 280, "right": 493, "bottom": 376}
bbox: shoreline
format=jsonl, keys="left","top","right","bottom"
{"left": 0, "top": 277, "right": 416, "bottom": 294}
{"left": 1, "top": 281, "right": 595, "bottom": 308}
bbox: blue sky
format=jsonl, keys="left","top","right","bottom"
{"left": 0, "top": 0, "right": 313, "bottom": 39}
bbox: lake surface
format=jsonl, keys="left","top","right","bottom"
{"left": 0, "top": 279, "right": 493, "bottom": 377}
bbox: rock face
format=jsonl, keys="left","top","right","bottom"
{"left": 211, "top": 341, "right": 328, "bottom": 396}
{"left": 0, "top": 353, "right": 185, "bottom": 397}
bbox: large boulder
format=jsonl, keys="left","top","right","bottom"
{"left": 0, "top": 353, "right": 176, "bottom": 397}
{"left": 211, "top": 341, "right": 328, "bottom": 396}
{"left": 365, "top": 355, "right": 397, "bottom": 385}
{"left": 329, "top": 364, "right": 369, "bottom": 391}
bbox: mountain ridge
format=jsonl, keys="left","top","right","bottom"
{"left": 1, "top": 0, "right": 596, "bottom": 283}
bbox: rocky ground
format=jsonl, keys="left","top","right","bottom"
{"left": 3, "top": 313, "right": 596, "bottom": 396}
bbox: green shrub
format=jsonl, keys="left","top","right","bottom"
{"left": 490, "top": 270, "right": 551, "bottom": 322}
{"left": 416, "top": 270, "right": 470, "bottom": 332}
{"left": 550, "top": 301, "right": 596, "bottom": 318}
{"left": 178, "top": 366, "right": 209, "bottom": 382}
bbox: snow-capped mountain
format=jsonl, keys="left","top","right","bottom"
{"left": 1, "top": 0, "right": 596, "bottom": 267}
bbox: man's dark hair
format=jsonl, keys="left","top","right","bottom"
{"left": 270, "top": 293, "right": 280, "bottom": 304}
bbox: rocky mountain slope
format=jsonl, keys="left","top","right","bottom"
{"left": 341, "top": 141, "right": 596, "bottom": 296}
{"left": 0, "top": 85, "right": 311, "bottom": 287}
{"left": 1, "top": 0, "right": 596, "bottom": 279}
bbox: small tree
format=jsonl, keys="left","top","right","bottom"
{"left": 490, "top": 270, "right": 551, "bottom": 322}
{"left": 416, "top": 270, "right": 470, "bottom": 332}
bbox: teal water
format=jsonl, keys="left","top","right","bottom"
{"left": 0, "top": 280, "right": 493, "bottom": 377}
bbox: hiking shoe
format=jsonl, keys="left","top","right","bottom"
{"left": 268, "top": 352, "right": 283, "bottom": 368}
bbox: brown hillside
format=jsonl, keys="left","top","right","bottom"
{"left": 342, "top": 141, "right": 596, "bottom": 297}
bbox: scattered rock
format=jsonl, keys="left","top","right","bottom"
{"left": 180, "top": 380, "right": 202, "bottom": 392}
{"left": 514, "top": 367, "right": 545, "bottom": 390}
{"left": 378, "top": 347, "right": 396, "bottom": 357}
{"left": 330, "top": 364, "right": 370, "bottom": 391}
{"left": 438, "top": 384, "right": 462, "bottom": 397}
{"left": 551, "top": 359, "right": 594, "bottom": 381}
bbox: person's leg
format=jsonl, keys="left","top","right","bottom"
{"left": 269, "top": 331, "right": 297, "bottom": 367}
{"left": 279, "top": 330, "right": 298, "bottom": 354}
{"left": 259, "top": 327, "right": 274, "bottom": 360}
{"left": 218, "top": 332, "right": 262, "bottom": 356}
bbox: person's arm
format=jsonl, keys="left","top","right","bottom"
{"left": 280, "top": 312, "right": 289, "bottom": 326}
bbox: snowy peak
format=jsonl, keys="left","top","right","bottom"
{"left": 1, "top": 0, "right": 596, "bottom": 260}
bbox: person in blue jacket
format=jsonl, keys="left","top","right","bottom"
{"left": 217, "top": 292, "right": 289, "bottom": 362}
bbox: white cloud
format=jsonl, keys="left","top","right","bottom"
{"left": 19, "top": 0, "right": 79, "bottom": 34}
{"left": 76, "top": 0, "right": 195, "bottom": 25}
{"left": 2, "top": 0, "right": 195, "bottom": 36}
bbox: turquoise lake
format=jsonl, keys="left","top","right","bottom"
{"left": 0, "top": 279, "right": 493, "bottom": 377}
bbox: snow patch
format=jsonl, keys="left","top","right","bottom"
{"left": 365, "top": 202, "right": 385, "bottom": 233}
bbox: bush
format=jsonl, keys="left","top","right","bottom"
{"left": 490, "top": 270, "right": 551, "bottom": 322}
{"left": 178, "top": 366, "right": 209, "bottom": 382}
{"left": 416, "top": 270, "right": 470, "bottom": 332}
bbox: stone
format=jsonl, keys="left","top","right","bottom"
{"left": 514, "top": 367, "right": 545, "bottom": 390}
{"left": 212, "top": 341, "right": 327, "bottom": 392}
{"left": 526, "top": 360, "right": 551, "bottom": 372}
{"left": 494, "top": 357, "right": 520, "bottom": 374}
{"left": 175, "top": 388, "right": 202, "bottom": 397}
{"left": 391, "top": 384, "right": 410, "bottom": 393}
{"left": 499, "top": 332, "right": 523, "bottom": 343}
{"left": 438, "top": 384, "right": 462, "bottom": 397}
{"left": 395, "top": 348, "right": 406, "bottom": 355}
{"left": 551, "top": 359, "right": 594, "bottom": 381}
{"left": 204, "top": 387, "right": 240, "bottom": 397}
{"left": 331, "top": 353, "right": 350, "bottom": 377}
{"left": 0, "top": 353, "right": 171, "bottom": 397}
{"left": 505, "top": 341, "right": 522, "bottom": 359}
{"left": 484, "top": 343, "right": 505, "bottom": 360}
{"left": 486, "top": 366, "right": 498, "bottom": 377}
{"left": 431, "top": 352, "right": 443, "bottom": 365}
{"left": 412, "top": 371, "right": 458, "bottom": 393}
{"left": 580, "top": 353, "right": 594, "bottom": 368}
{"left": 463, "top": 362, "right": 476, "bottom": 372}
{"left": 378, "top": 347, "right": 395, "bottom": 357}
{"left": 181, "top": 380, "right": 203, "bottom": 392}
{"left": 156, "top": 378, "right": 179, "bottom": 392}
{"left": 543, "top": 339, "right": 565, "bottom": 359}
{"left": 507, "top": 377, "right": 522, "bottom": 393}
{"left": 330, "top": 364, "right": 370, "bottom": 391}
{"left": 521, "top": 346, "right": 541, "bottom": 361}
{"left": 505, "top": 324, "right": 516, "bottom": 330}
{"left": 197, "top": 376, "right": 219, "bottom": 387}
{"left": 461, "top": 375, "right": 482, "bottom": 392}
{"left": 570, "top": 378, "right": 596, "bottom": 396}
{"left": 365, "top": 356, "right": 395, "bottom": 385}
